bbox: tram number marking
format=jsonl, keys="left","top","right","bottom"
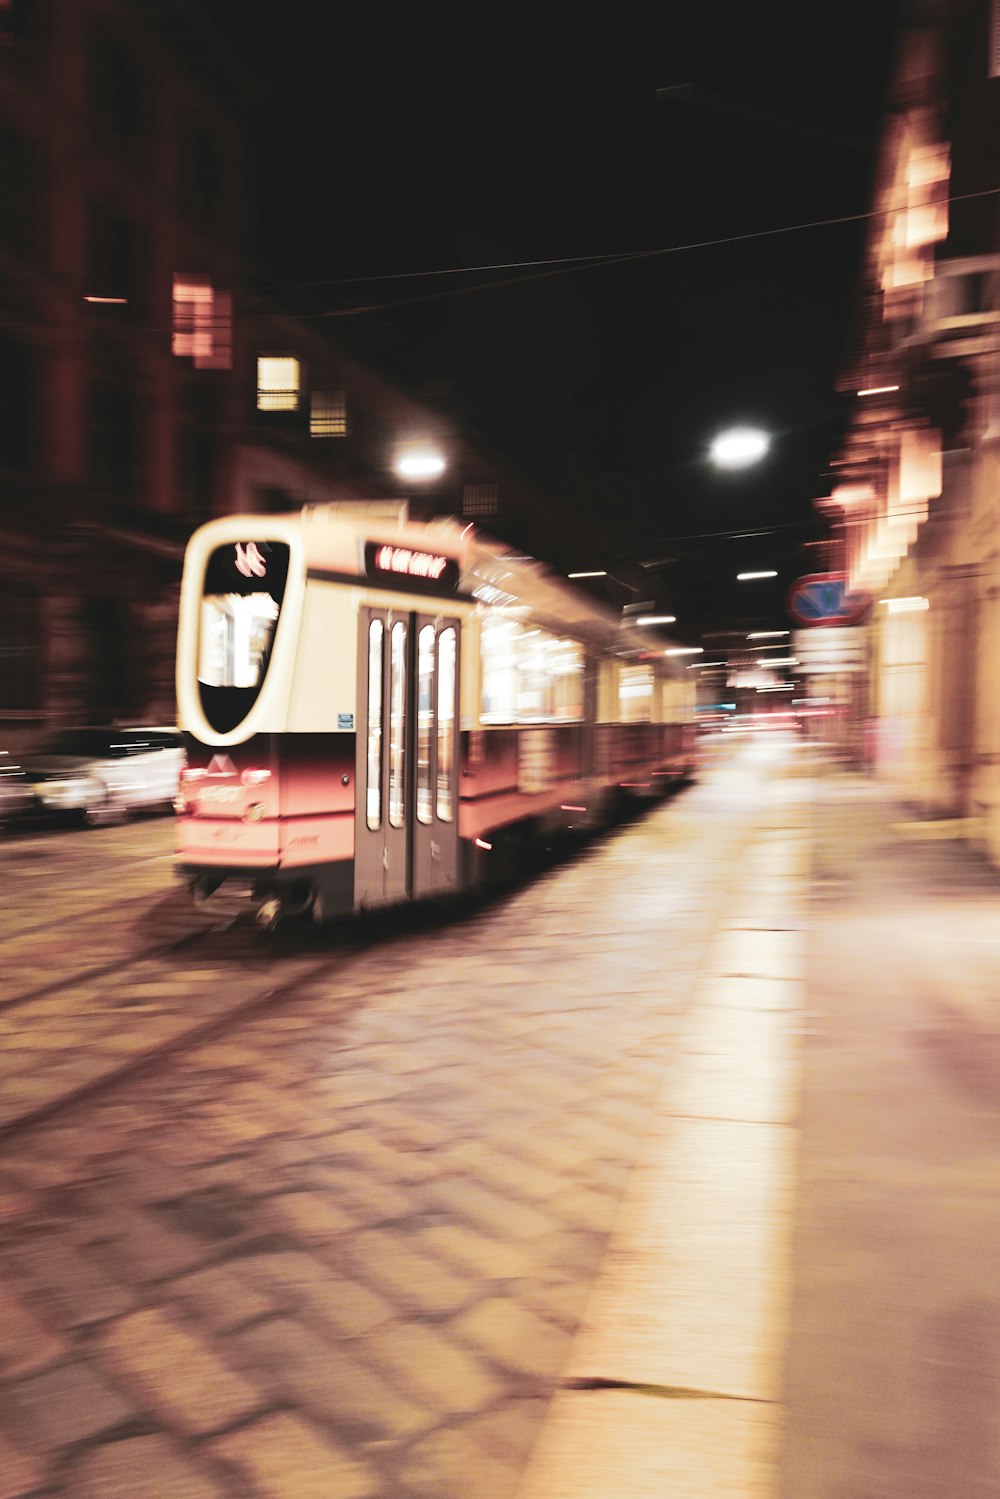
{"left": 200, "top": 784, "right": 243, "bottom": 804}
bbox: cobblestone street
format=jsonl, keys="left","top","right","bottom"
{"left": 0, "top": 739, "right": 806, "bottom": 1497}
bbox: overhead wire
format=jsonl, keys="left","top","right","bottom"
{"left": 3, "top": 183, "right": 999, "bottom": 334}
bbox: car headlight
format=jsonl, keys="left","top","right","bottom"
{"left": 34, "top": 777, "right": 98, "bottom": 803}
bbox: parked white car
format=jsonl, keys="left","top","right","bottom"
{"left": 23, "top": 726, "right": 184, "bottom": 825}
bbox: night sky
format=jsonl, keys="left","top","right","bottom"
{"left": 206, "top": 1, "right": 903, "bottom": 640}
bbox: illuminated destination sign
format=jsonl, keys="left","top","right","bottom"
{"left": 364, "top": 541, "right": 459, "bottom": 592}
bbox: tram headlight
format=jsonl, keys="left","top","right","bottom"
{"left": 242, "top": 802, "right": 266, "bottom": 824}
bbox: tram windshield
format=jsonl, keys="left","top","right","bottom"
{"left": 197, "top": 541, "right": 290, "bottom": 732}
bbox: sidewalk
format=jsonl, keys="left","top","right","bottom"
{"left": 519, "top": 763, "right": 1000, "bottom": 1497}
{"left": 517, "top": 750, "right": 809, "bottom": 1497}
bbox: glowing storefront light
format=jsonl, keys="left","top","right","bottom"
{"left": 879, "top": 595, "right": 929, "bottom": 613}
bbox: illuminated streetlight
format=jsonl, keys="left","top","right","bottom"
{"left": 710, "top": 427, "right": 770, "bottom": 469}
{"left": 568, "top": 570, "right": 607, "bottom": 579}
{"left": 635, "top": 614, "right": 677, "bottom": 625}
{"left": 737, "top": 570, "right": 777, "bottom": 581}
{"left": 664, "top": 646, "right": 703, "bottom": 657}
{"left": 394, "top": 445, "right": 446, "bottom": 480}
{"left": 747, "top": 630, "right": 788, "bottom": 639}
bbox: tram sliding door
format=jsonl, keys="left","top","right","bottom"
{"left": 355, "top": 607, "right": 461, "bottom": 909}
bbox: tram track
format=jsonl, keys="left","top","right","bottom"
{"left": 0, "top": 914, "right": 227, "bottom": 1018}
{"left": 0, "top": 749, "right": 807, "bottom": 1150}
{"left": 0, "top": 760, "right": 797, "bottom": 1146}
{"left": 0, "top": 934, "right": 373, "bottom": 1144}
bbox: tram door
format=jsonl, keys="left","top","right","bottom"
{"left": 355, "top": 607, "right": 461, "bottom": 908}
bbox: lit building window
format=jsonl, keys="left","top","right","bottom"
{"left": 172, "top": 275, "right": 232, "bottom": 369}
{"left": 462, "top": 482, "right": 498, "bottom": 517}
{"left": 310, "top": 389, "right": 347, "bottom": 436}
{"left": 257, "top": 356, "right": 300, "bottom": 411}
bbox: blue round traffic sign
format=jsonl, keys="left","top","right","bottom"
{"left": 786, "top": 572, "right": 871, "bottom": 627}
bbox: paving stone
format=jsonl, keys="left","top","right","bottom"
{"left": 70, "top": 1433, "right": 225, "bottom": 1498}
{"left": 82, "top": 1203, "right": 207, "bottom": 1283}
{"left": 0, "top": 1432, "right": 45, "bottom": 1499}
{"left": 168, "top": 1263, "right": 278, "bottom": 1333}
{"left": 460, "top": 1395, "right": 549, "bottom": 1464}
{"left": 340, "top": 1231, "right": 477, "bottom": 1317}
{"left": 98, "top": 1307, "right": 263, "bottom": 1435}
{"left": 425, "top": 1178, "right": 556, "bottom": 1242}
{"left": 462, "top": 1151, "right": 565, "bottom": 1204}
{"left": 231, "top": 1317, "right": 431, "bottom": 1439}
{"left": 240, "top": 1251, "right": 395, "bottom": 1337}
{"left": 0, "top": 1287, "right": 66, "bottom": 1376}
{"left": 211, "top": 1413, "right": 378, "bottom": 1499}
{"left": 413, "top": 1224, "right": 533, "bottom": 1282}
{"left": 3, "top": 1359, "right": 137, "bottom": 1451}
{"left": 453, "top": 1298, "right": 570, "bottom": 1376}
{"left": 265, "top": 1189, "right": 358, "bottom": 1244}
{"left": 547, "top": 1184, "right": 622, "bottom": 1236}
{"left": 398, "top": 1422, "right": 517, "bottom": 1499}
{"left": 1, "top": 1234, "right": 136, "bottom": 1330}
{"left": 364, "top": 1322, "right": 503, "bottom": 1416}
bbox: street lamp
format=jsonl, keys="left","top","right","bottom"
{"left": 394, "top": 444, "right": 446, "bottom": 480}
{"left": 710, "top": 427, "right": 770, "bottom": 469}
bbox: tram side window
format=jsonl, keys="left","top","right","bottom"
{"left": 388, "top": 620, "right": 406, "bottom": 828}
{"left": 550, "top": 639, "right": 584, "bottom": 719}
{"left": 416, "top": 624, "right": 435, "bottom": 826}
{"left": 437, "top": 627, "right": 457, "bottom": 821}
{"left": 515, "top": 630, "right": 554, "bottom": 721}
{"left": 619, "top": 664, "right": 654, "bottom": 723}
{"left": 366, "top": 619, "right": 383, "bottom": 829}
{"left": 480, "top": 614, "right": 518, "bottom": 723}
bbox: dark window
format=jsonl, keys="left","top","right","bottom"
{"left": 0, "top": 124, "right": 39, "bottom": 258}
{"left": 0, "top": 0, "right": 51, "bottom": 60}
{"left": 177, "top": 119, "right": 219, "bottom": 234}
{"left": 462, "top": 483, "right": 499, "bottom": 517}
{"left": 176, "top": 420, "right": 215, "bottom": 519}
{"left": 86, "top": 203, "right": 143, "bottom": 309}
{"left": 0, "top": 584, "right": 37, "bottom": 710}
{"left": 88, "top": 29, "right": 142, "bottom": 149}
{"left": 87, "top": 371, "right": 138, "bottom": 496}
{"left": 0, "top": 332, "right": 34, "bottom": 470}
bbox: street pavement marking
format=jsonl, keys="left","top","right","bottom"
{"left": 517, "top": 823, "right": 805, "bottom": 1499}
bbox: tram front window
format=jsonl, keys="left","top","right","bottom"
{"left": 198, "top": 540, "right": 290, "bottom": 734}
{"left": 199, "top": 593, "right": 280, "bottom": 689}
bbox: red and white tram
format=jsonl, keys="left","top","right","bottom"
{"left": 174, "top": 505, "right": 696, "bottom": 925}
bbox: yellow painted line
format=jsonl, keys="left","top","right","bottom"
{"left": 517, "top": 830, "right": 805, "bottom": 1499}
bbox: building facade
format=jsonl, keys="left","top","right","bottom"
{"left": 822, "top": 0, "right": 1000, "bottom": 865}
{"left": 0, "top": 0, "right": 614, "bottom": 756}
